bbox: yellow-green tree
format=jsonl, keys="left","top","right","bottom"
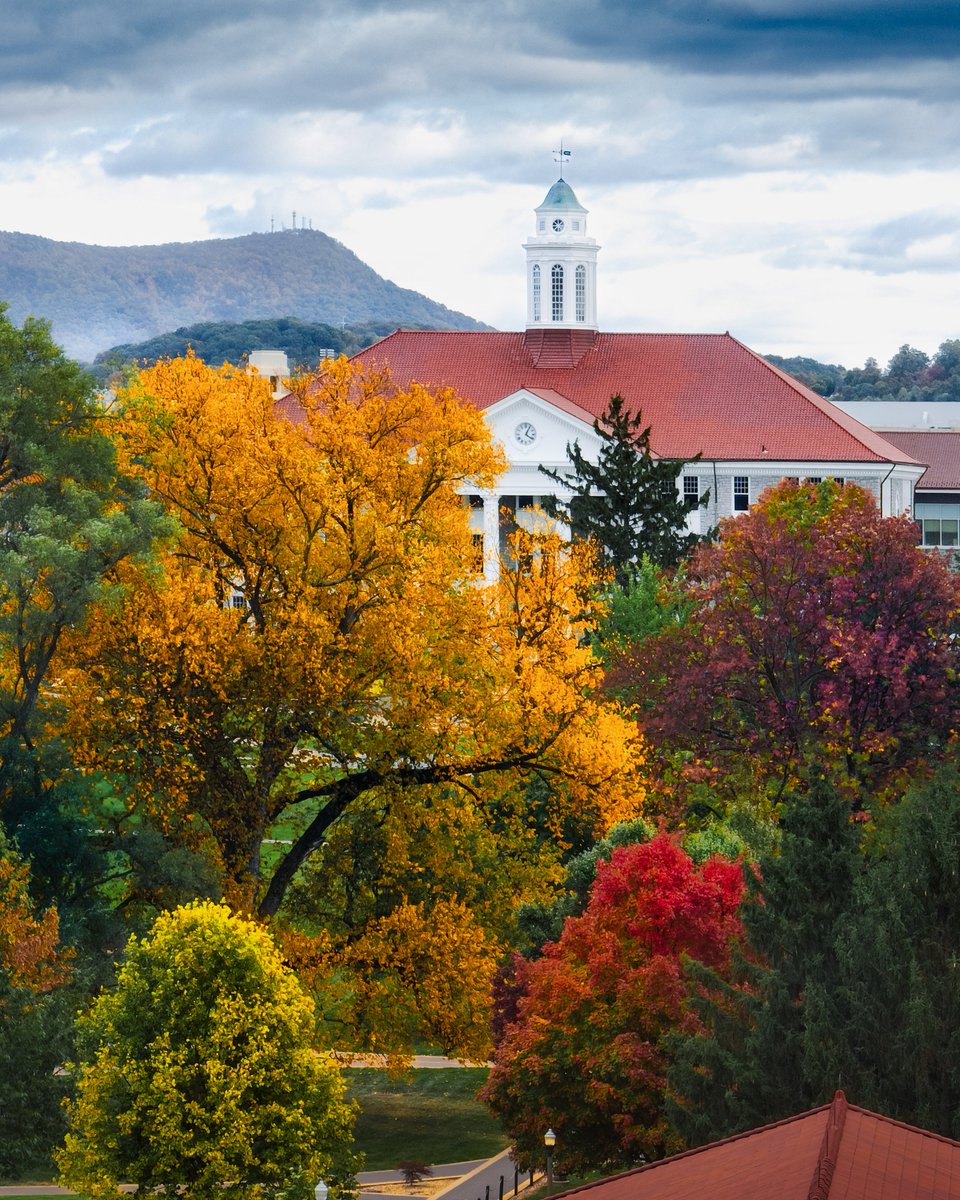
{"left": 60, "top": 354, "right": 645, "bottom": 1055}
{"left": 57, "top": 900, "right": 357, "bottom": 1200}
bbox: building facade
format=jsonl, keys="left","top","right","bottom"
{"left": 353, "top": 179, "right": 924, "bottom": 578}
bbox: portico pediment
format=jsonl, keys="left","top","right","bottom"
{"left": 484, "top": 388, "right": 601, "bottom": 479}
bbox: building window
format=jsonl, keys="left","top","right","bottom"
{"left": 551, "top": 264, "right": 564, "bottom": 321}
{"left": 538, "top": 220, "right": 545, "bottom": 232}
{"left": 733, "top": 476, "right": 749, "bottom": 511}
{"left": 575, "top": 265, "right": 586, "bottom": 322}
{"left": 833, "top": 477, "right": 845, "bottom": 487}
{"left": 921, "top": 519, "right": 959, "bottom": 547}
{"left": 806, "top": 476, "right": 822, "bottom": 485}
{"left": 573, "top": 220, "right": 581, "bottom": 231}
{"left": 532, "top": 265, "right": 541, "bottom": 322}
{"left": 684, "top": 476, "right": 700, "bottom": 502}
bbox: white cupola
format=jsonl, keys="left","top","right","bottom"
{"left": 523, "top": 178, "right": 599, "bottom": 330}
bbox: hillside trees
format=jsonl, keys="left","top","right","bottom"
{"left": 58, "top": 901, "right": 357, "bottom": 1200}
{"left": 482, "top": 834, "right": 746, "bottom": 1172}
{"left": 616, "top": 481, "right": 960, "bottom": 801}
{"left": 61, "top": 354, "right": 644, "bottom": 1055}
{"left": 540, "top": 394, "right": 710, "bottom": 579}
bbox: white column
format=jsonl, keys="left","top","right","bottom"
{"left": 552, "top": 489, "right": 573, "bottom": 542}
{"left": 482, "top": 492, "right": 500, "bottom": 582}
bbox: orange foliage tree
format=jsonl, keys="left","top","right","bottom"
{"left": 0, "top": 833, "right": 68, "bottom": 991}
{"left": 61, "top": 355, "right": 644, "bottom": 1055}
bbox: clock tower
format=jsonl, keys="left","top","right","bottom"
{"left": 523, "top": 178, "right": 599, "bottom": 330}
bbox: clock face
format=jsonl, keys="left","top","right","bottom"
{"left": 514, "top": 421, "right": 538, "bottom": 448}
{"left": 552, "top": 218, "right": 565, "bottom": 233}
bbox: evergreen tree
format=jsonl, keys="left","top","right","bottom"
{"left": 806, "top": 761, "right": 960, "bottom": 1137}
{"left": 0, "top": 974, "right": 74, "bottom": 1178}
{"left": 539, "top": 394, "right": 711, "bottom": 578}
{"left": 667, "top": 773, "right": 859, "bottom": 1144}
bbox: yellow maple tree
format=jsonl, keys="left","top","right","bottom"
{"left": 61, "top": 354, "right": 645, "bottom": 1052}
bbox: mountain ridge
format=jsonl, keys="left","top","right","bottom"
{"left": 0, "top": 227, "right": 491, "bottom": 361}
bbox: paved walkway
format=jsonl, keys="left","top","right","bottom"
{"left": 339, "top": 1055, "right": 491, "bottom": 1069}
{"left": 0, "top": 1152, "right": 536, "bottom": 1198}
{"left": 360, "top": 1150, "right": 539, "bottom": 1200}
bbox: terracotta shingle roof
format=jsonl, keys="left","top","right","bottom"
{"left": 550, "top": 1093, "right": 960, "bottom": 1200}
{"left": 353, "top": 330, "right": 917, "bottom": 465}
{"left": 876, "top": 430, "right": 960, "bottom": 490}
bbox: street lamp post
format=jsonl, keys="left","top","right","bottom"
{"left": 544, "top": 1128, "right": 556, "bottom": 1193}
{"left": 315, "top": 1181, "right": 329, "bottom": 1200}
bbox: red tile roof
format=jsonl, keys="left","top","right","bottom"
{"left": 352, "top": 330, "right": 917, "bottom": 465}
{"left": 550, "top": 1093, "right": 960, "bottom": 1200}
{"left": 875, "top": 430, "right": 960, "bottom": 490}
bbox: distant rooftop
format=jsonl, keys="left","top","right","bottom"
{"left": 831, "top": 400, "right": 960, "bottom": 430}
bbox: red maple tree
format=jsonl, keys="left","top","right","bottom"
{"left": 617, "top": 481, "right": 960, "bottom": 798}
{"left": 482, "top": 834, "right": 745, "bottom": 1171}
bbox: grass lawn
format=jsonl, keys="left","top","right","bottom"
{"left": 346, "top": 1068, "right": 509, "bottom": 1170}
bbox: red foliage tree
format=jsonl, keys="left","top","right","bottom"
{"left": 617, "top": 481, "right": 960, "bottom": 799}
{"left": 481, "top": 834, "right": 745, "bottom": 1171}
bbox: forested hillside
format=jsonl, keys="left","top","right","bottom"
{"left": 767, "top": 338, "right": 960, "bottom": 402}
{"left": 93, "top": 316, "right": 404, "bottom": 378}
{"left": 0, "top": 228, "right": 489, "bottom": 362}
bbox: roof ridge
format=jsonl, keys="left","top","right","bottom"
{"left": 807, "top": 1090, "right": 847, "bottom": 1200}
{"left": 841, "top": 1098, "right": 960, "bottom": 1147}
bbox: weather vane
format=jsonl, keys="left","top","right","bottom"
{"left": 553, "top": 140, "right": 572, "bottom": 178}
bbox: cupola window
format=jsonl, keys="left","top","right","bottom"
{"left": 532, "top": 265, "right": 541, "bottom": 322}
{"left": 575, "top": 265, "right": 586, "bottom": 322}
{"left": 551, "top": 264, "right": 564, "bottom": 321}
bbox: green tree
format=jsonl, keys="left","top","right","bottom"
{"left": 0, "top": 832, "right": 74, "bottom": 1179}
{"left": 540, "top": 394, "right": 710, "bottom": 579}
{"left": 0, "top": 306, "right": 165, "bottom": 861}
{"left": 803, "top": 761, "right": 960, "bottom": 1137}
{"left": 885, "top": 343, "right": 930, "bottom": 390}
{"left": 0, "top": 974, "right": 74, "bottom": 1179}
{"left": 57, "top": 901, "right": 358, "bottom": 1200}
{"left": 666, "top": 773, "right": 859, "bottom": 1145}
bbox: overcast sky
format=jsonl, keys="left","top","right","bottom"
{"left": 3, "top": 0, "right": 960, "bottom": 366}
